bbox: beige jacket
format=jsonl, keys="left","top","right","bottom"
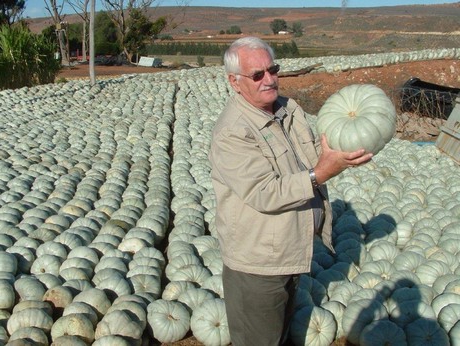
{"left": 209, "top": 93, "right": 333, "bottom": 276}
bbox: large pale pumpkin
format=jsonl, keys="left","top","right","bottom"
{"left": 290, "top": 305, "right": 337, "bottom": 346}
{"left": 190, "top": 298, "right": 230, "bottom": 346}
{"left": 316, "top": 84, "right": 396, "bottom": 154}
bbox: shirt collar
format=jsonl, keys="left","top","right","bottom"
{"left": 273, "top": 100, "right": 288, "bottom": 125}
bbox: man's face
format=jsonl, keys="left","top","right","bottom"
{"left": 229, "top": 48, "right": 279, "bottom": 113}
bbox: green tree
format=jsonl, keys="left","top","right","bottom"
{"left": 102, "top": 0, "right": 188, "bottom": 62}
{"left": 272, "top": 41, "right": 299, "bottom": 58}
{"left": 41, "top": 24, "right": 57, "bottom": 43}
{"left": 67, "top": 0, "right": 90, "bottom": 62}
{"left": 270, "top": 19, "right": 287, "bottom": 34}
{"left": 94, "top": 11, "right": 120, "bottom": 55}
{"left": 292, "top": 21, "right": 303, "bottom": 37}
{"left": 226, "top": 25, "right": 241, "bottom": 34}
{"left": 43, "top": 0, "right": 70, "bottom": 65}
{"left": 151, "top": 16, "right": 167, "bottom": 37}
{"left": 0, "top": 24, "right": 60, "bottom": 89}
{"left": 197, "top": 55, "right": 204, "bottom": 67}
{"left": 67, "top": 22, "right": 83, "bottom": 57}
{"left": 42, "top": 22, "right": 84, "bottom": 59}
{"left": 0, "top": 0, "right": 25, "bottom": 26}
{"left": 101, "top": 0, "right": 151, "bottom": 61}
{"left": 125, "top": 8, "right": 166, "bottom": 62}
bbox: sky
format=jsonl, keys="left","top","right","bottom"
{"left": 23, "top": 0, "right": 460, "bottom": 19}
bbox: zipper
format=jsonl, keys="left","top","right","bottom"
{"left": 274, "top": 112, "right": 327, "bottom": 201}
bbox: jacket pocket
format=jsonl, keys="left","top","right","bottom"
{"left": 258, "top": 135, "right": 288, "bottom": 158}
{"left": 298, "top": 125, "right": 315, "bottom": 144}
{"left": 296, "top": 126, "right": 319, "bottom": 166}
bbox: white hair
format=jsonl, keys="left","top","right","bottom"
{"left": 223, "top": 36, "right": 275, "bottom": 75}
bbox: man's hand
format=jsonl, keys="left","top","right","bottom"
{"left": 314, "top": 134, "right": 373, "bottom": 185}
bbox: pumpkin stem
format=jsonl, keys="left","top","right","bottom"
{"left": 168, "top": 314, "right": 179, "bottom": 321}
{"left": 348, "top": 111, "right": 357, "bottom": 118}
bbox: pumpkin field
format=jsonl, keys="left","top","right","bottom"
{"left": 0, "top": 48, "right": 460, "bottom": 346}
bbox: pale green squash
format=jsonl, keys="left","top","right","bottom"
{"left": 322, "top": 301, "right": 345, "bottom": 338}
{"left": 0, "top": 325, "right": 7, "bottom": 345}
{"left": 438, "top": 303, "right": 460, "bottom": 334}
{"left": 7, "top": 307, "right": 53, "bottom": 335}
{"left": 316, "top": 84, "right": 396, "bottom": 154}
{"left": 201, "top": 275, "right": 224, "bottom": 298}
{"left": 432, "top": 292, "right": 460, "bottom": 316}
{"left": 73, "top": 288, "right": 111, "bottom": 319}
{"left": 348, "top": 288, "right": 384, "bottom": 306}
{"left": 449, "top": 320, "right": 460, "bottom": 346}
{"left": 91, "top": 335, "right": 132, "bottom": 345}
{"left": 405, "top": 318, "right": 449, "bottom": 346}
{"left": 107, "top": 299, "right": 147, "bottom": 330}
{"left": 290, "top": 306, "right": 337, "bottom": 346}
{"left": 94, "top": 310, "right": 144, "bottom": 341}
{"left": 359, "top": 320, "right": 406, "bottom": 346}
{"left": 51, "top": 313, "right": 95, "bottom": 344}
{"left": 14, "top": 275, "right": 47, "bottom": 301}
{"left": 342, "top": 298, "right": 388, "bottom": 345}
{"left": 63, "top": 302, "right": 99, "bottom": 328}
{"left": 414, "top": 259, "right": 451, "bottom": 287}
{"left": 0, "top": 250, "right": 18, "bottom": 275}
{"left": 128, "top": 273, "right": 162, "bottom": 299}
{"left": 328, "top": 281, "right": 361, "bottom": 307}
{"left": 9, "top": 326, "right": 49, "bottom": 345}
{"left": 390, "top": 300, "right": 436, "bottom": 328}
{"left": 178, "top": 287, "right": 215, "bottom": 313}
{"left": 297, "top": 274, "right": 328, "bottom": 306}
{"left": 7, "top": 246, "right": 35, "bottom": 274}
{"left": 147, "top": 299, "right": 191, "bottom": 343}
{"left": 190, "top": 298, "right": 230, "bottom": 346}
{"left": 52, "top": 335, "right": 90, "bottom": 346}
{"left": 0, "top": 280, "right": 15, "bottom": 311}
{"left": 162, "top": 281, "right": 197, "bottom": 301}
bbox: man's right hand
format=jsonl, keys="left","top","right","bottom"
{"left": 313, "top": 134, "right": 374, "bottom": 185}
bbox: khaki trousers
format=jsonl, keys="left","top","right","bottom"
{"left": 222, "top": 265, "right": 298, "bottom": 346}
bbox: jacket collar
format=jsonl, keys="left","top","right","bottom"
{"left": 232, "top": 93, "right": 296, "bottom": 130}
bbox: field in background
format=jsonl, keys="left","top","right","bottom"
{"left": 28, "top": 4, "right": 460, "bottom": 58}
{"left": 156, "top": 55, "right": 223, "bottom": 67}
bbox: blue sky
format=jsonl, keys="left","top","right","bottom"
{"left": 24, "top": 0, "right": 460, "bottom": 19}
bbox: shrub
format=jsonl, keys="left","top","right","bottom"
{"left": 0, "top": 24, "right": 61, "bottom": 90}
{"left": 197, "top": 55, "right": 205, "bottom": 67}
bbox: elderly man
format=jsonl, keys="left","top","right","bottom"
{"left": 209, "top": 36, "right": 372, "bottom": 345}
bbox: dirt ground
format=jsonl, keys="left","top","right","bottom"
{"left": 57, "top": 58, "right": 460, "bottom": 143}
{"left": 279, "top": 58, "right": 460, "bottom": 142}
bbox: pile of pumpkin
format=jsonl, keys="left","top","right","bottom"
{"left": 0, "top": 72, "right": 231, "bottom": 345}
{"left": 0, "top": 60, "right": 459, "bottom": 346}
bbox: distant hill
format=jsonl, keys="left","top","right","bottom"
{"left": 27, "top": 3, "right": 460, "bottom": 56}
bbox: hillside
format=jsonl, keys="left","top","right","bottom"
{"left": 27, "top": 3, "right": 460, "bottom": 56}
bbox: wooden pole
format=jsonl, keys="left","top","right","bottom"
{"left": 89, "top": 0, "right": 96, "bottom": 85}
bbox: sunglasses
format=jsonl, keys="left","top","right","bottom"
{"left": 238, "top": 64, "right": 280, "bottom": 82}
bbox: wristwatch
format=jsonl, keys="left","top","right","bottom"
{"left": 309, "top": 168, "right": 319, "bottom": 189}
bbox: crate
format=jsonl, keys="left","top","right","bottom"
{"left": 436, "top": 95, "right": 460, "bottom": 163}
{"left": 400, "top": 77, "right": 460, "bottom": 119}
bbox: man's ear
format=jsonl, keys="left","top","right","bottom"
{"left": 228, "top": 74, "right": 240, "bottom": 93}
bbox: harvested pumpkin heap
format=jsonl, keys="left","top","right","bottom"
{"left": 0, "top": 48, "right": 460, "bottom": 345}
